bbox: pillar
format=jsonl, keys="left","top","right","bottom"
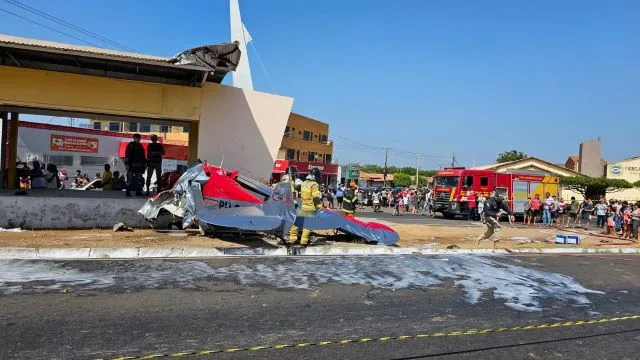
{"left": 7, "top": 112, "right": 19, "bottom": 189}
{"left": 0, "top": 111, "right": 7, "bottom": 188}
{"left": 188, "top": 121, "right": 199, "bottom": 164}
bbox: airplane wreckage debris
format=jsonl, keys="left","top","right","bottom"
{"left": 138, "top": 163, "right": 399, "bottom": 246}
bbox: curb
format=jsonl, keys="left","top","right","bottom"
{"left": 0, "top": 246, "right": 639, "bottom": 259}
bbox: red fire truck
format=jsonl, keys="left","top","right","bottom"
{"left": 432, "top": 167, "right": 560, "bottom": 219}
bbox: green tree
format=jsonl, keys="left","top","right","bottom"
{"left": 392, "top": 173, "right": 412, "bottom": 187}
{"left": 560, "top": 176, "right": 634, "bottom": 200}
{"left": 496, "top": 150, "right": 528, "bottom": 163}
{"left": 634, "top": 180, "right": 640, "bottom": 188}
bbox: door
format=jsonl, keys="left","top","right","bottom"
{"left": 512, "top": 181, "right": 529, "bottom": 214}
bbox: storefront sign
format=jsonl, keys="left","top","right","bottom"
{"left": 50, "top": 134, "right": 99, "bottom": 153}
{"left": 162, "top": 159, "right": 178, "bottom": 173}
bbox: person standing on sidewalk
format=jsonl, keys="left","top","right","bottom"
{"left": 594, "top": 198, "right": 608, "bottom": 228}
{"left": 145, "top": 134, "right": 165, "bottom": 196}
{"left": 125, "top": 133, "right": 146, "bottom": 197}
{"left": 542, "top": 192, "right": 554, "bottom": 227}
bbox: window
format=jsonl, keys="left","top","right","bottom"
{"left": 480, "top": 177, "right": 489, "bottom": 187}
{"left": 434, "top": 177, "right": 459, "bottom": 187}
{"left": 284, "top": 126, "right": 290, "bottom": 137}
{"left": 303, "top": 131, "right": 312, "bottom": 141}
{"left": 290, "top": 127, "right": 295, "bottom": 139}
{"left": 93, "top": 122, "right": 102, "bottom": 130}
{"left": 286, "top": 149, "right": 296, "bottom": 160}
{"left": 139, "top": 123, "right": 151, "bottom": 132}
{"left": 160, "top": 125, "right": 170, "bottom": 133}
{"left": 320, "top": 134, "right": 328, "bottom": 144}
{"left": 182, "top": 126, "right": 189, "bottom": 132}
{"left": 44, "top": 155, "right": 73, "bottom": 166}
{"left": 325, "top": 154, "right": 332, "bottom": 163}
{"left": 308, "top": 152, "right": 317, "bottom": 162}
{"left": 81, "top": 156, "right": 110, "bottom": 166}
{"left": 108, "top": 122, "right": 121, "bottom": 132}
{"left": 296, "top": 150, "right": 300, "bottom": 160}
{"left": 128, "top": 123, "right": 138, "bottom": 132}
{"left": 464, "top": 176, "right": 474, "bottom": 188}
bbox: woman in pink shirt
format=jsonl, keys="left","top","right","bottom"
{"left": 530, "top": 194, "right": 541, "bottom": 224}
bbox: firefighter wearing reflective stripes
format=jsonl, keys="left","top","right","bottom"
{"left": 290, "top": 168, "right": 323, "bottom": 246}
{"left": 280, "top": 173, "right": 300, "bottom": 243}
{"left": 342, "top": 182, "right": 358, "bottom": 218}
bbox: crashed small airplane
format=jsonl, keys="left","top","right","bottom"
{"left": 138, "top": 163, "right": 399, "bottom": 245}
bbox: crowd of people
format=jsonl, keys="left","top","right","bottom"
{"left": 15, "top": 133, "right": 165, "bottom": 195}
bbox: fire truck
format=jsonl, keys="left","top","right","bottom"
{"left": 432, "top": 167, "right": 559, "bottom": 219}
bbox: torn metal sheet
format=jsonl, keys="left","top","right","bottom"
{"left": 138, "top": 163, "right": 399, "bottom": 245}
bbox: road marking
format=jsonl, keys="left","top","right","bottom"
{"left": 102, "top": 314, "right": 640, "bottom": 359}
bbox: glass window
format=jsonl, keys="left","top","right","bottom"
{"left": 139, "top": 124, "right": 151, "bottom": 132}
{"left": 93, "top": 122, "right": 102, "bottom": 130}
{"left": 284, "top": 126, "right": 290, "bottom": 137}
{"left": 324, "top": 154, "right": 332, "bottom": 163}
{"left": 160, "top": 125, "right": 169, "bottom": 133}
{"left": 480, "top": 177, "right": 489, "bottom": 186}
{"left": 128, "top": 122, "right": 138, "bottom": 132}
{"left": 464, "top": 176, "right": 474, "bottom": 187}
{"left": 303, "top": 131, "right": 312, "bottom": 141}
{"left": 44, "top": 155, "right": 74, "bottom": 166}
{"left": 182, "top": 126, "right": 189, "bottom": 132}
{"left": 80, "top": 156, "right": 110, "bottom": 166}
{"left": 320, "top": 134, "right": 328, "bottom": 143}
{"left": 434, "top": 176, "right": 459, "bottom": 187}
{"left": 308, "top": 152, "right": 316, "bottom": 162}
{"left": 108, "top": 122, "right": 121, "bottom": 132}
{"left": 286, "top": 149, "right": 296, "bottom": 160}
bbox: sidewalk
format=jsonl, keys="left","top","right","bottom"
{"left": 0, "top": 221, "right": 637, "bottom": 259}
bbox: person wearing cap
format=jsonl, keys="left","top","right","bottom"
{"left": 125, "top": 133, "right": 146, "bottom": 196}
{"left": 145, "top": 134, "right": 165, "bottom": 195}
{"left": 476, "top": 190, "right": 513, "bottom": 247}
{"left": 342, "top": 181, "right": 358, "bottom": 218}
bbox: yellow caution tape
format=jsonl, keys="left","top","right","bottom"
{"left": 102, "top": 314, "right": 640, "bottom": 359}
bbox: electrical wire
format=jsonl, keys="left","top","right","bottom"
{"left": 249, "top": 40, "right": 276, "bottom": 92}
{"left": 2, "top": 0, "right": 136, "bottom": 52}
{"left": 0, "top": 7, "right": 101, "bottom": 47}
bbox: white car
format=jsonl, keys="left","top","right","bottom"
{"left": 70, "top": 178, "right": 104, "bottom": 191}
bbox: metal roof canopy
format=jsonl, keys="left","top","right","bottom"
{"left": 0, "top": 34, "right": 240, "bottom": 87}
{"left": 0, "top": 105, "right": 191, "bottom": 128}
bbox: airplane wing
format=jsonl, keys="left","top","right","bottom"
{"left": 295, "top": 210, "right": 399, "bottom": 245}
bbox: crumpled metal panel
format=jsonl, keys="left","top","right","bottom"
{"left": 138, "top": 164, "right": 399, "bottom": 245}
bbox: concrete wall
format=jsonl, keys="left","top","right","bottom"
{"left": 197, "top": 83, "right": 294, "bottom": 182}
{"left": 578, "top": 140, "right": 603, "bottom": 177}
{"left": 0, "top": 191, "right": 149, "bottom": 229}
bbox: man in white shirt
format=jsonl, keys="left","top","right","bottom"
{"left": 543, "top": 193, "right": 554, "bottom": 226}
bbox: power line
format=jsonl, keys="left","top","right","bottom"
{"left": 2, "top": 0, "right": 136, "bottom": 52}
{"left": 248, "top": 40, "right": 276, "bottom": 93}
{"left": 0, "top": 7, "right": 101, "bottom": 47}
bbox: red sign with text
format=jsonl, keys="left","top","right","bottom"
{"left": 50, "top": 134, "right": 99, "bottom": 153}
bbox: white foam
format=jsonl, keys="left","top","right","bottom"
{"left": 0, "top": 256, "right": 604, "bottom": 312}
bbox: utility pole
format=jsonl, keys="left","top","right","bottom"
{"left": 383, "top": 148, "right": 390, "bottom": 187}
{"left": 451, "top": 152, "right": 457, "bottom": 167}
{"left": 415, "top": 153, "right": 421, "bottom": 187}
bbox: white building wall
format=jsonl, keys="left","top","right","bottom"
{"left": 197, "top": 83, "right": 294, "bottom": 182}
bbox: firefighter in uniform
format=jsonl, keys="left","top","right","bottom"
{"left": 342, "top": 182, "right": 358, "bottom": 218}
{"left": 289, "top": 167, "right": 323, "bottom": 246}
{"left": 476, "top": 191, "right": 513, "bottom": 247}
{"left": 280, "top": 166, "right": 300, "bottom": 243}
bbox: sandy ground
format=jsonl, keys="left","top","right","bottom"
{"left": 0, "top": 222, "right": 636, "bottom": 249}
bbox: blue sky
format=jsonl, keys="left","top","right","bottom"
{"left": 2, "top": 0, "right": 639, "bottom": 169}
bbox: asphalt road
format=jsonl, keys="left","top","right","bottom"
{"left": 1, "top": 254, "right": 639, "bottom": 360}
